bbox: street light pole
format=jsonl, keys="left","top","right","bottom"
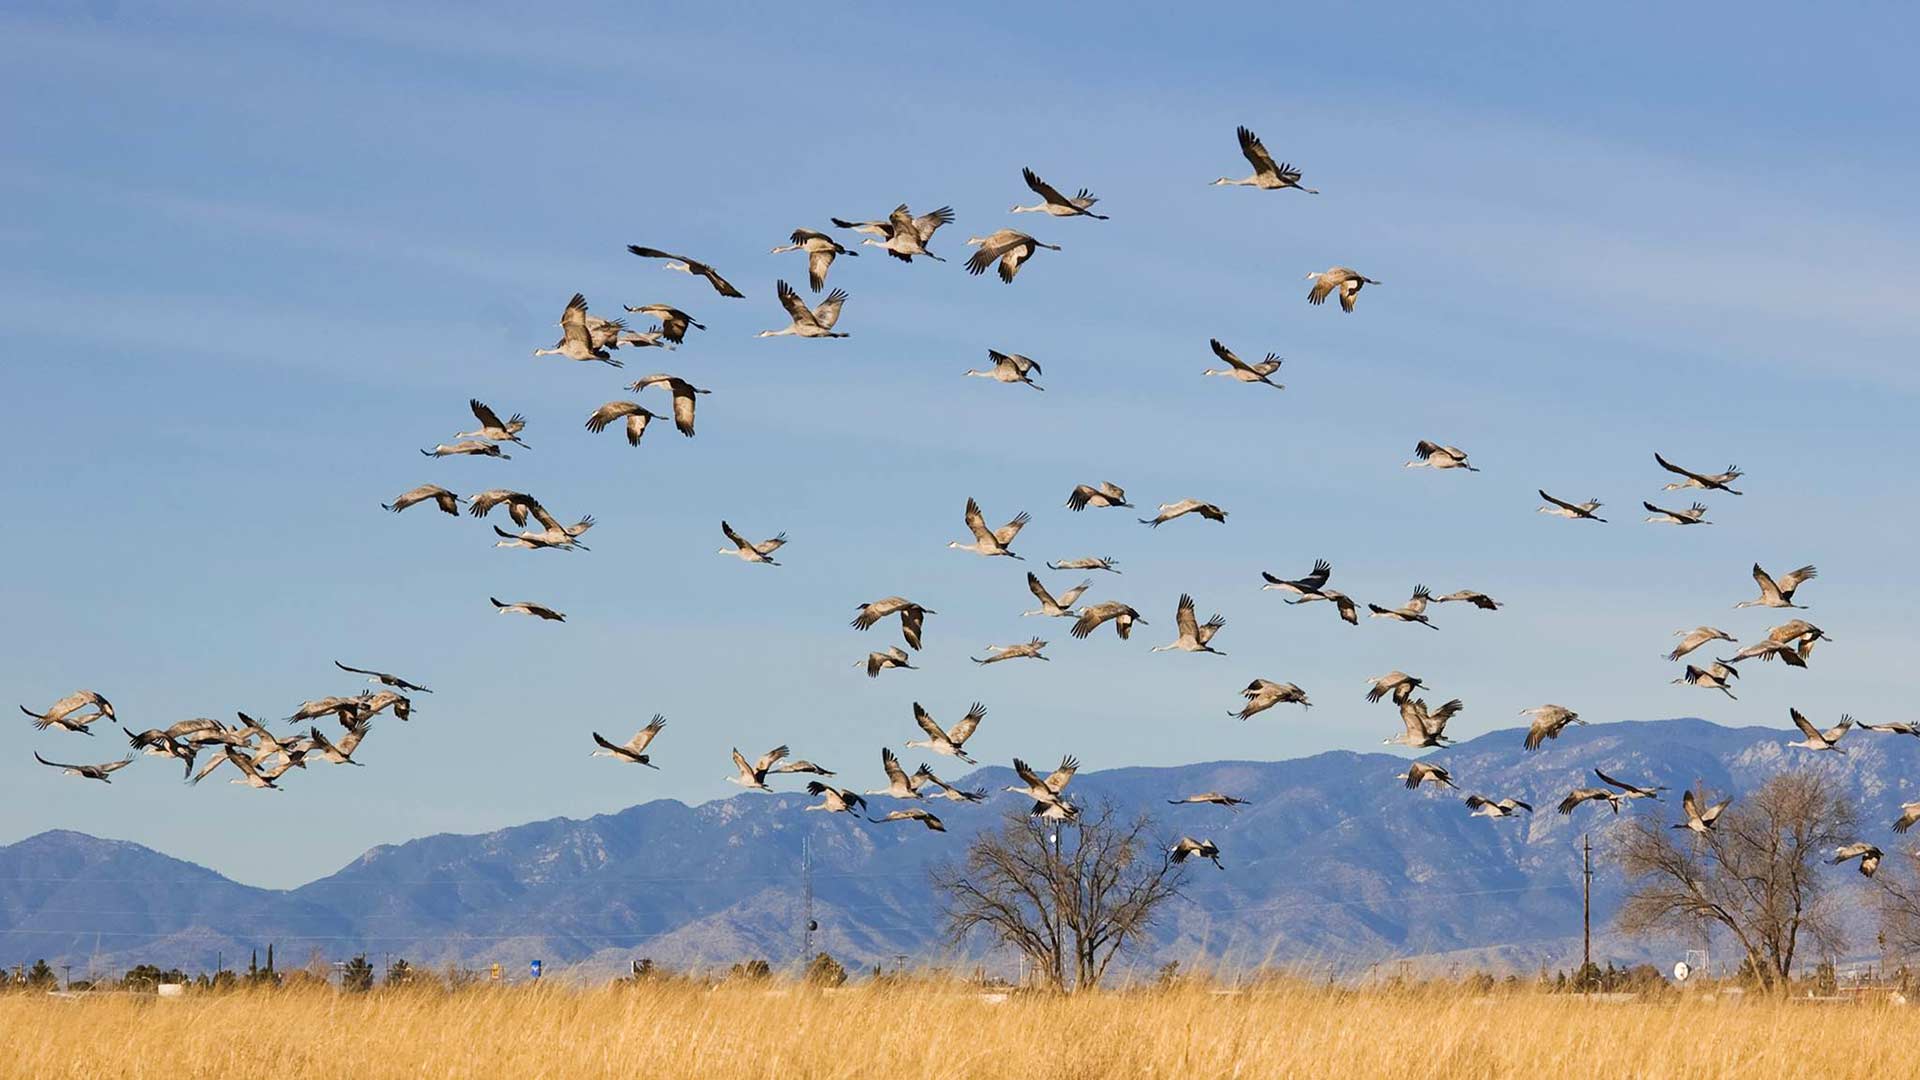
{"left": 1582, "top": 833, "right": 1593, "bottom": 991}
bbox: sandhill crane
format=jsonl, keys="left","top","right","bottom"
{"left": 467, "top": 489, "right": 546, "bottom": 527}
{"left": 1668, "top": 627, "right": 1736, "bottom": 661}
{"left": 354, "top": 690, "right": 411, "bottom": 723}
{"left": 532, "top": 294, "right": 618, "bottom": 366}
{"left": 1234, "top": 679, "right": 1310, "bottom": 720}
{"left": 1674, "top": 790, "right": 1730, "bottom": 835}
{"left": 592, "top": 716, "right": 666, "bottom": 767}
{"left": 1387, "top": 698, "right": 1462, "bottom": 748}
{"left": 1170, "top": 792, "right": 1251, "bottom": 811}
{"left": 289, "top": 694, "right": 369, "bottom": 726}
{"left": 306, "top": 724, "right": 368, "bottom": 766}
{"left": 1261, "top": 559, "right": 1332, "bottom": 598}
{"left": 1859, "top": 719, "right": 1920, "bottom": 738}
{"left": 768, "top": 229, "right": 857, "bottom": 292}
{"left": 805, "top": 782, "right": 867, "bottom": 815}
{"left": 860, "top": 647, "right": 917, "bottom": 678}
{"left": 382, "top": 484, "right": 462, "bottom": 516}
{"left": 963, "top": 349, "right": 1044, "bottom": 390}
{"left": 920, "top": 767, "right": 986, "bottom": 803}
{"left": 1048, "top": 556, "right": 1121, "bottom": 574}
{"left": 621, "top": 303, "right": 705, "bottom": 343}
{"left": 1213, "top": 126, "right": 1316, "bottom": 192}
{"left": 625, "top": 374, "right": 709, "bottom": 437}
{"left": 581, "top": 312, "right": 672, "bottom": 353}
{"left": 1289, "top": 588, "right": 1360, "bottom": 626}
{"left": 1431, "top": 589, "right": 1501, "bottom": 610}
{"left": 34, "top": 751, "right": 130, "bottom": 782}
{"left": 870, "top": 807, "right": 946, "bottom": 832}
{"left": 1559, "top": 788, "right": 1626, "bottom": 816}
{"left": 1154, "top": 594, "right": 1226, "bottom": 655}
{"left": 1831, "top": 843, "right": 1883, "bottom": 877}
{"left": 1368, "top": 586, "right": 1438, "bottom": 630}
{"left": 1655, "top": 453, "right": 1744, "bottom": 495}
{"left": 728, "top": 745, "right": 790, "bottom": 791}
{"left": 1738, "top": 564, "right": 1817, "bottom": 609}
{"left": 1024, "top": 573, "right": 1090, "bottom": 618}
{"left": 1466, "top": 795, "right": 1533, "bottom": 818}
{"left": 421, "top": 440, "right": 508, "bottom": 460}
{"left": 759, "top": 281, "right": 849, "bottom": 339}
{"left": 1202, "top": 338, "right": 1285, "bottom": 389}
{"left": 1721, "top": 639, "right": 1810, "bottom": 668}
{"left": 1012, "top": 167, "right": 1108, "bottom": 218}
{"left": 1399, "top": 761, "right": 1455, "bottom": 790}
{"left": 1644, "top": 500, "right": 1710, "bottom": 525}
{"left": 1675, "top": 662, "right": 1740, "bottom": 698}
{"left": 906, "top": 702, "right": 985, "bottom": 763}
{"left": 491, "top": 597, "right": 565, "bottom": 622}
{"left": 584, "top": 401, "right": 663, "bottom": 447}
{"left": 852, "top": 597, "right": 935, "bottom": 650}
{"left": 1170, "top": 837, "right": 1224, "bottom": 868}
{"left": 833, "top": 204, "right": 954, "bottom": 262}
{"left": 1071, "top": 601, "right": 1146, "bottom": 641}
{"left": 332, "top": 662, "right": 431, "bottom": 695}
{"left": 22, "top": 690, "right": 114, "bottom": 734}
{"left": 1786, "top": 708, "right": 1851, "bottom": 753}
{"left": 1364, "top": 672, "right": 1425, "bottom": 705}
{"left": 965, "top": 229, "right": 1060, "bottom": 283}
{"left": 1008, "top": 756, "right": 1078, "bottom": 810}
{"left": 459, "top": 400, "right": 528, "bottom": 447}
{"left": 163, "top": 717, "right": 248, "bottom": 748}
{"left": 773, "top": 759, "right": 837, "bottom": 777}
{"left": 974, "top": 639, "right": 1049, "bottom": 665}
{"left": 1537, "top": 490, "right": 1607, "bottom": 522}
{"left": 1773, "top": 616, "right": 1830, "bottom": 648}
{"left": 868, "top": 748, "right": 930, "bottom": 800}
{"left": 1306, "top": 267, "right": 1378, "bottom": 312}
{"left": 1062, "top": 483, "right": 1131, "bottom": 515}
{"left": 493, "top": 521, "right": 590, "bottom": 552}
{"left": 123, "top": 727, "right": 197, "bottom": 777}
{"left": 951, "top": 498, "right": 1029, "bottom": 559}
{"left": 1140, "top": 499, "right": 1227, "bottom": 528}
{"left": 1522, "top": 705, "right": 1585, "bottom": 751}
{"left": 1596, "top": 769, "right": 1665, "bottom": 801}
{"left": 217, "top": 749, "right": 281, "bottom": 790}
{"left": 1895, "top": 802, "right": 1920, "bottom": 833}
{"left": 625, "top": 246, "right": 745, "bottom": 298}
{"left": 719, "top": 521, "right": 787, "bottom": 565}
{"left": 1406, "top": 441, "right": 1477, "bottom": 472}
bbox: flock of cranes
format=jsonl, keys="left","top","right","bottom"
{"left": 20, "top": 125, "right": 1886, "bottom": 879}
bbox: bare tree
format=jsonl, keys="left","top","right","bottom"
{"left": 1874, "top": 855, "right": 1920, "bottom": 966}
{"left": 931, "top": 804, "right": 1186, "bottom": 991}
{"left": 1615, "top": 772, "right": 1855, "bottom": 991}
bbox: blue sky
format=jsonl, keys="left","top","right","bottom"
{"left": 3, "top": 2, "right": 1915, "bottom": 887}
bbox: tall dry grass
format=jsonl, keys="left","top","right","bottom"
{"left": 1, "top": 981, "right": 1909, "bottom": 1079}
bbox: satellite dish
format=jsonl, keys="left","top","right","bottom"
{"left": 1673, "top": 961, "right": 1691, "bottom": 982}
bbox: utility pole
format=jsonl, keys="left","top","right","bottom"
{"left": 801, "top": 834, "right": 815, "bottom": 962}
{"left": 1582, "top": 833, "right": 1593, "bottom": 991}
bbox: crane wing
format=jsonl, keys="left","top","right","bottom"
{"left": 1022, "top": 166, "right": 1075, "bottom": 207}
{"left": 776, "top": 279, "right": 819, "bottom": 328}
{"left": 948, "top": 704, "right": 985, "bottom": 745}
{"left": 1175, "top": 594, "right": 1199, "bottom": 640}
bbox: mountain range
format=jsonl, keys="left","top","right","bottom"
{"left": 5, "top": 718, "right": 1916, "bottom": 981}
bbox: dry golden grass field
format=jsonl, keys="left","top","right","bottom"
{"left": 1, "top": 981, "right": 1912, "bottom": 1079}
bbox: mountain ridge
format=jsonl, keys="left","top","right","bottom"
{"left": 5, "top": 717, "right": 1913, "bottom": 980}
